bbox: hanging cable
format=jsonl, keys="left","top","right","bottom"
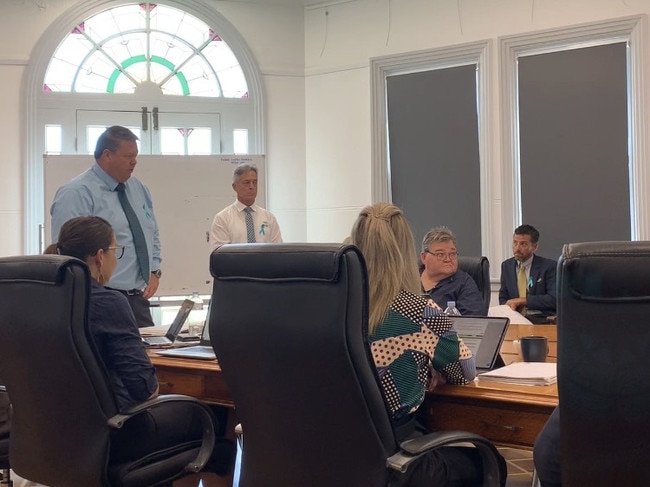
{"left": 456, "top": 0, "right": 464, "bottom": 36}
{"left": 320, "top": 10, "right": 329, "bottom": 57}
{"left": 385, "top": 0, "right": 392, "bottom": 47}
{"left": 531, "top": 0, "right": 536, "bottom": 24}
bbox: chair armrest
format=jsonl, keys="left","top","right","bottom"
{"left": 234, "top": 423, "right": 244, "bottom": 448}
{"left": 387, "top": 430, "right": 502, "bottom": 487}
{"left": 107, "top": 394, "right": 216, "bottom": 473}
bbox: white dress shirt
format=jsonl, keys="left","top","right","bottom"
{"left": 210, "top": 199, "right": 282, "bottom": 248}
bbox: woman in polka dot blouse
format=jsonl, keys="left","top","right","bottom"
{"left": 350, "top": 202, "right": 506, "bottom": 487}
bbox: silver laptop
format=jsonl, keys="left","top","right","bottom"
{"left": 155, "top": 314, "right": 216, "bottom": 360}
{"left": 142, "top": 299, "right": 194, "bottom": 347}
{"left": 450, "top": 315, "right": 509, "bottom": 371}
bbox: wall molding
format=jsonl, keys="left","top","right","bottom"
{"left": 370, "top": 40, "right": 494, "bottom": 259}
{"left": 499, "top": 14, "right": 649, "bottom": 253}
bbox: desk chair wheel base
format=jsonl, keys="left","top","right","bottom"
{"left": 0, "top": 468, "right": 12, "bottom": 487}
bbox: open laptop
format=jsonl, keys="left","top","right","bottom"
{"left": 142, "top": 299, "right": 194, "bottom": 347}
{"left": 450, "top": 315, "right": 509, "bottom": 371}
{"left": 155, "top": 314, "right": 216, "bottom": 360}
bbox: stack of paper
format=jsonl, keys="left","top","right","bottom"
{"left": 478, "top": 362, "right": 557, "bottom": 386}
{"left": 488, "top": 305, "right": 532, "bottom": 324}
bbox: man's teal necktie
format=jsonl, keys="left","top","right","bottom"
{"left": 116, "top": 183, "right": 149, "bottom": 281}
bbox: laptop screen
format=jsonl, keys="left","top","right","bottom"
{"left": 166, "top": 299, "right": 195, "bottom": 340}
{"left": 450, "top": 316, "right": 509, "bottom": 370}
{"left": 154, "top": 305, "right": 216, "bottom": 360}
{"left": 199, "top": 308, "right": 211, "bottom": 346}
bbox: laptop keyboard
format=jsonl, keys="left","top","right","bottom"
{"left": 145, "top": 336, "right": 170, "bottom": 345}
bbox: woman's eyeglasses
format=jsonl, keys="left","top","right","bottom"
{"left": 106, "top": 245, "right": 125, "bottom": 259}
{"left": 424, "top": 250, "right": 458, "bottom": 261}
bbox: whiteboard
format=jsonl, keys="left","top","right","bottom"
{"left": 44, "top": 154, "right": 266, "bottom": 296}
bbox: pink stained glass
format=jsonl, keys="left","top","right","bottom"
{"left": 209, "top": 29, "right": 223, "bottom": 42}
{"left": 140, "top": 3, "right": 157, "bottom": 12}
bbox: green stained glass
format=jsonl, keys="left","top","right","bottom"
{"left": 43, "top": 3, "right": 247, "bottom": 98}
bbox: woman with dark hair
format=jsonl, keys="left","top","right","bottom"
{"left": 349, "top": 203, "right": 507, "bottom": 487}
{"left": 46, "top": 216, "right": 233, "bottom": 478}
{"left": 45, "top": 215, "right": 158, "bottom": 409}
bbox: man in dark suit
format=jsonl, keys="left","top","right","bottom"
{"left": 499, "top": 224, "right": 556, "bottom": 318}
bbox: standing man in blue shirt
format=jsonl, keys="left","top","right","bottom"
{"left": 420, "top": 226, "right": 486, "bottom": 315}
{"left": 50, "top": 126, "right": 161, "bottom": 327}
{"left": 499, "top": 224, "right": 557, "bottom": 319}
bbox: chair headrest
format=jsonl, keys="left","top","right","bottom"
{"left": 561, "top": 241, "right": 650, "bottom": 301}
{"left": 457, "top": 255, "right": 487, "bottom": 266}
{"left": 0, "top": 255, "right": 87, "bottom": 285}
{"left": 211, "top": 243, "right": 360, "bottom": 282}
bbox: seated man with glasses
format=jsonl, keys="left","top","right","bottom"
{"left": 420, "top": 226, "right": 486, "bottom": 315}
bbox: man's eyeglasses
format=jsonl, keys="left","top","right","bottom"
{"left": 425, "top": 250, "right": 458, "bottom": 261}
{"left": 106, "top": 245, "right": 125, "bottom": 259}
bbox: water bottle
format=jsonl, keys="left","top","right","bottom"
{"left": 189, "top": 290, "right": 203, "bottom": 307}
{"left": 444, "top": 301, "right": 462, "bottom": 316}
{"left": 187, "top": 291, "right": 206, "bottom": 336}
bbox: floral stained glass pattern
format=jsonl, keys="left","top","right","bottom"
{"left": 43, "top": 3, "right": 248, "bottom": 98}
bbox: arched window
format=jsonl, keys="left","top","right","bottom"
{"left": 25, "top": 0, "right": 264, "bottom": 254}
{"left": 44, "top": 3, "right": 248, "bottom": 98}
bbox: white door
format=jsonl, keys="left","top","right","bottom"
{"left": 76, "top": 109, "right": 221, "bottom": 155}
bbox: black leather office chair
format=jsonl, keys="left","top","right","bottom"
{"left": 457, "top": 255, "right": 491, "bottom": 312}
{"left": 209, "top": 243, "right": 504, "bottom": 487}
{"left": 557, "top": 241, "right": 650, "bottom": 486}
{"left": 0, "top": 255, "right": 217, "bottom": 487}
{"left": 0, "top": 386, "right": 10, "bottom": 487}
{"left": 0, "top": 425, "right": 9, "bottom": 486}
{"left": 0, "top": 446, "right": 8, "bottom": 487}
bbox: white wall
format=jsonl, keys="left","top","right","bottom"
{"left": 305, "top": 67, "right": 371, "bottom": 242}
{"left": 2, "top": 0, "right": 650, "bottom": 262}
{"left": 0, "top": 0, "right": 82, "bottom": 256}
{"left": 303, "top": 0, "right": 650, "bottom": 260}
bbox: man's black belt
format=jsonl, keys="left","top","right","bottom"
{"left": 107, "top": 287, "right": 142, "bottom": 296}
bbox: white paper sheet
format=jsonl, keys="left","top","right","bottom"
{"left": 478, "top": 361, "right": 557, "bottom": 386}
{"left": 488, "top": 305, "right": 532, "bottom": 325}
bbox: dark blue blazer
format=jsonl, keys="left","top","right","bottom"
{"left": 498, "top": 254, "right": 557, "bottom": 314}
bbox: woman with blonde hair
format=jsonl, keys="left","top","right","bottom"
{"left": 350, "top": 202, "right": 506, "bottom": 486}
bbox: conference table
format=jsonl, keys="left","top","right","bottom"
{"left": 150, "top": 323, "right": 558, "bottom": 449}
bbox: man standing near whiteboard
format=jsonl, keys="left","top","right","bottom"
{"left": 50, "top": 125, "right": 161, "bottom": 327}
{"left": 210, "top": 164, "right": 282, "bottom": 248}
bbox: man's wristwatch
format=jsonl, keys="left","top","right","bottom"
{"left": 151, "top": 269, "right": 162, "bottom": 279}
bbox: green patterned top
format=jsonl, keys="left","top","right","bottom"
{"left": 369, "top": 289, "right": 476, "bottom": 420}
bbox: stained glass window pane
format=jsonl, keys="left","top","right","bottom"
{"left": 150, "top": 31, "right": 191, "bottom": 68}
{"left": 86, "top": 125, "right": 141, "bottom": 154}
{"left": 44, "top": 34, "right": 94, "bottom": 92}
{"left": 44, "top": 3, "right": 248, "bottom": 98}
{"left": 187, "top": 128, "right": 211, "bottom": 155}
{"left": 233, "top": 129, "right": 248, "bottom": 155}
{"left": 219, "top": 68, "right": 249, "bottom": 98}
{"left": 160, "top": 127, "right": 212, "bottom": 155}
{"left": 45, "top": 125, "right": 62, "bottom": 154}
{"left": 160, "top": 128, "right": 185, "bottom": 155}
